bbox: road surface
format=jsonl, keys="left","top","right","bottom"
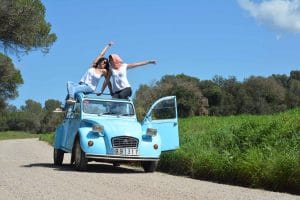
{"left": 0, "top": 139, "right": 299, "bottom": 200}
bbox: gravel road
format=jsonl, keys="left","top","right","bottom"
{"left": 0, "top": 139, "right": 299, "bottom": 200}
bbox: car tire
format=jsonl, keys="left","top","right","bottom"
{"left": 53, "top": 148, "right": 64, "bottom": 165}
{"left": 74, "top": 138, "right": 87, "bottom": 171}
{"left": 142, "top": 161, "right": 158, "bottom": 172}
{"left": 70, "top": 147, "right": 75, "bottom": 165}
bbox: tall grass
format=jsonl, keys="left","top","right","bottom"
{"left": 158, "top": 108, "right": 300, "bottom": 194}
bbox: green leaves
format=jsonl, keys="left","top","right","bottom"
{"left": 0, "top": 0, "right": 57, "bottom": 55}
{"left": 0, "top": 53, "right": 23, "bottom": 106}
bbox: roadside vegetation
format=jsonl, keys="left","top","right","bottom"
{"left": 39, "top": 133, "right": 54, "bottom": 145}
{"left": 158, "top": 107, "right": 300, "bottom": 194}
{"left": 0, "top": 131, "right": 38, "bottom": 140}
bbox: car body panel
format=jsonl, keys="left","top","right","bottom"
{"left": 142, "top": 96, "right": 179, "bottom": 151}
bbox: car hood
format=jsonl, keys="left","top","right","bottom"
{"left": 82, "top": 118, "right": 142, "bottom": 138}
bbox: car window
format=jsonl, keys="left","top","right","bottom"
{"left": 83, "top": 100, "right": 134, "bottom": 116}
{"left": 151, "top": 99, "right": 176, "bottom": 120}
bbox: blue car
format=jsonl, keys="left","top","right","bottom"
{"left": 53, "top": 93, "right": 179, "bottom": 172}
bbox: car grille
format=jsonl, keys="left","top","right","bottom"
{"left": 111, "top": 136, "right": 139, "bottom": 148}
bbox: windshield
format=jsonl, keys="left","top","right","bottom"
{"left": 82, "top": 100, "right": 135, "bottom": 116}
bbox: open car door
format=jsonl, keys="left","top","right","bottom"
{"left": 142, "top": 96, "right": 179, "bottom": 151}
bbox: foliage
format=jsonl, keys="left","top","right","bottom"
{"left": 134, "top": 70, "right": 300, "bottom": 117}
{"left": 0, "top": 53, "right": 23, "bottom": 110}
{"left": 40, "top": 99, "right": 63, "bottom": 133}
{"left": 0, "top": 131, "right": 38, "bottom": 140}
{"left": 39, "top": 132, "right": 54, "bottom": 145}
{"left": 0, "top": 0, "right": 56, "bottom": 115}
{"left": 158, "top": 108, "right": 300, "bottom": 194}
{"left": 3, "top": 99, "right": 63, "bottom": 133}
{"left": 134, "top": 74, "right": 208, "bottom": 119}
{"left": 0, "top": 0, "right": 57, "bottom": 55}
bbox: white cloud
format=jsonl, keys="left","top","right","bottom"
{"left": 238, "top": 0, "right": 300, "bottom": 33}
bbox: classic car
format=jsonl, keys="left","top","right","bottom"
{"left": 53, "top": 93, "right": 179, "bottom": 172}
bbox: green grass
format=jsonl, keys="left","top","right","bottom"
{"left": 39, "top": 133, "right": 54, "bottom": 145}
{"left": 158, "top": 108, "right": 300, "bottom": 194}
{"left": 0, "top": 131, "right": 38, "bottom": 140}
{"left": 0, "top": 131, "right": 54, "bottom": 146}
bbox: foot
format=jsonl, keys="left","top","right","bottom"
{"left": 66, "top": 98, "right": 76, "bottom": 104}
{"left": 53, "top": 108, "right": 65, "bottom": 113}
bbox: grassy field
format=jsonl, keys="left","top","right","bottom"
{"left": 0, "top": 131, "right": 38, "bottom": 140}
{"left": 158, "top": 108, "right": 300, "bottom": 194}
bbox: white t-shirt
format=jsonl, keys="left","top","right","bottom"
{"left": 80, "top": 68, "right": 103, "bottom": 91}
{"left": 110, "top": 63, "right": 131, "bottom": 92}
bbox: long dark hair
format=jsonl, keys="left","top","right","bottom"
{"left": 94, "top": 57, "right": 109, "bottom": 71}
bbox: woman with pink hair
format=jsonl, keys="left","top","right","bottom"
{"left": 105, "top": 54, "right": 156, "bottom": 99}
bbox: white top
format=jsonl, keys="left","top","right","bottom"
{"left": 110, "top": 63, "right": 131, "bottom": 93}
{"left": 80, "top": 68, "right": 103, "bottom": 91}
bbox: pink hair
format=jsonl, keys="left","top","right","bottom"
{"left": 109, "top": 54, "right": 123, "bottom": 69}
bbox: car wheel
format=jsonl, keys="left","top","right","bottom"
{"left": 74, "top": 138, "right": 87, "bottom": 171}
{"left": 142, "top": 161, "right": 158, "bottom": 172}
{"left": 53, "top": 148, "right": 64, "bottom": 165}
{"left": 70, "top": 146, "right": 75, "bottom": 165}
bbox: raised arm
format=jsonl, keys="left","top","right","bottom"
{"left": 127, "top": 60, "right": 157, "bottom": 69}
{"left": 91, "top": 41, "right": 113, "bottom": 67}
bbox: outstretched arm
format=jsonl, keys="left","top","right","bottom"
{"left": 127, "top": 60, "right": 156, "bottom": 69}
{"left": 91, "top": 41, "right": 113, "bottom": 67}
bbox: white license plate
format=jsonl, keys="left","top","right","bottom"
{"left": 113, "top": 148, "right": 139, "bottom": 156}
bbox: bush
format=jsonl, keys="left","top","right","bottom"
{"left": 158, "top": 108, "right": 300, "bottom": 194}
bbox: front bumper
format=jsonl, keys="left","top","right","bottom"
{"left": 86, "top": 154, "right": 159, "bottom": 162}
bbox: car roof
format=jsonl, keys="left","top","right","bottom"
{"left": 77, "top": 92, "right": 133, "bottom": 103}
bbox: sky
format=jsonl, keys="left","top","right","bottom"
{"left": 8, "top": 0, "right": 300, "bottom": 108}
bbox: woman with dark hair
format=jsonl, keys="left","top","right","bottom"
{"left": 65, "top": 41, "right": 113, "bottom": 104}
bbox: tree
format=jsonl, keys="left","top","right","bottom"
{"left": 134, "top": 74, "right": 208, "bottom": 118}
{"left": 290, "top": 70, "right": 300, "bottom": 81}
{"left": 0, "top": 0, "right": 56, "bottom": 114}
{"left": 243, "top": 76, "right": 286, "bottom": 114}
{"left": 0, "top": 53, "right": 23, "bottom": 110}
{"left": 15, "top": 99, "right": 43, "bottom": 132}
{"left": 0, "top": 0, "right": 57, "bottom": 55}
{"left": 40, "top": 99, "right": 63, "bottom": 132}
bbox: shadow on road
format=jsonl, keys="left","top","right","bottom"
{"left": 21, "top": 162, "right": 144, "bottom": 174}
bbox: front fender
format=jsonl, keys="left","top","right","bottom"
{"left": 78, "top": 127, "right": 107, "bottom": 154}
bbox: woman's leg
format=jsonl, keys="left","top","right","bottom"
{"left": 112, "top": 92, "right": 120, "bottom": 98}
{"left": 118, "top": 87, "right": 132, "bottom": 99}
{"left": 67, "top": 81, "right": 93, "bottom": 99}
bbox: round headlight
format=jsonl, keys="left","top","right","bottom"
{"left": 92, "top": 124, "right": 104, "bottom": 133}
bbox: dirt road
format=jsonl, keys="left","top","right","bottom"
{"left": 0, "top": 139, "right": 299, "bottom": 200}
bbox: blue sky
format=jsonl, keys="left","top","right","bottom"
{"left": 9, "top": 0, "right": 300, "bottom": 107}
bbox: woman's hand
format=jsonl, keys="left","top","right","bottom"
{"left": 148, "top": 60, "right": 157, "bottom": 64}
{"left": 108, "top": 41, "right": 114, "bottom": 46}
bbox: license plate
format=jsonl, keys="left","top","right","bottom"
{"left": 113, "top": 148, "right": 139, "bottom": 156}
